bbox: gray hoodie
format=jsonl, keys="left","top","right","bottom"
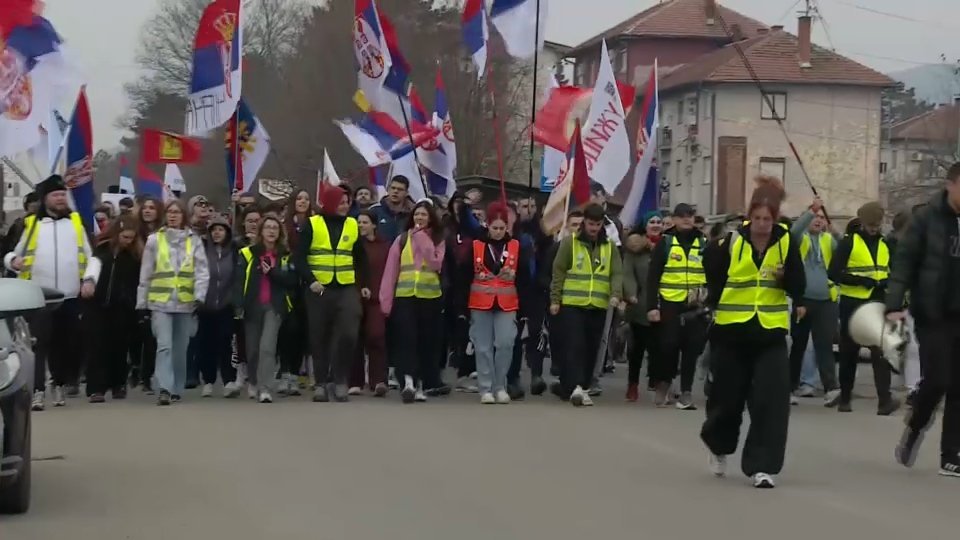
{"left": 203, "top": 219, "right": 236, "bottom": 311}
{"left": 790, "top": 210, "right": 840, "bottom": 301}
{"left": 137, "top": 228, "right": 210, "bottom": 313}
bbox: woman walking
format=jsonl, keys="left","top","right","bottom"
{"left": 461, "top": 202, "right": 529, "bottom": 404}
{"left": 234, "top": 216, "right": 297, "bottom": 403}
{"left": 278, "top": 190, "right": 313, "bottom": 395}
{"left": 197, "top": 216, "right": 240, "bottom": 398}
{"left": 131, "top": 195, "right": 162, "bottom": 392}
{"left": 380, "top": 201, "right": 446, "bottom": 404}
{"left": 700, "top": 176, "right": 805, "bottom": 488}
{"left": 137, "top": 200, "right": 209, "bottom": 406}
{"left": 349, "top": 210, "right": 391, "bottom": 396}
{"left": 623, "top": 226, "right": 655, "bottom": 402}
{"left": 87, "top": 215, "right": 142, "bottom": 403}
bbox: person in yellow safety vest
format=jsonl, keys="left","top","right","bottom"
{"left": 4, "top": 175, "right": 101, "bottom": 411}
{"left": 233, "top": 216, "right": 298, "bottom": 404}
{"left": 788, "top": 197, "right": 843, "bottom": 408}
{"left": 646, "top": 203, "right": 707, "bottom": 410}
{"left": 549, "top": 203, "right": 623, "bottom": 407}
{"left": 137, "top": 199, "right": 209, "bottom": 406}
{"left": 379, "top": 200, "right": 446, "bottom": 404}
{"left": 828, "top": 201, "right": 900, "bottom": 416}
{"left": 701, "top": 176, "right": 805, "bottom": 489}
{"left": 296, "top": 186, "right": 368, "bottom": 403}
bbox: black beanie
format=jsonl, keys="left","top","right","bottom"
{"left": 37, "top": 174, "right": 68, "bottom": 201}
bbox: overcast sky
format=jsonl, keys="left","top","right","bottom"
{"left": 46, "top": 0, "right": 960, "bottom": 150}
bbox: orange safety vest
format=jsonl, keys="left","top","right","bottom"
{"left": 468, "top": 239, "right": 520, "bottom": 312}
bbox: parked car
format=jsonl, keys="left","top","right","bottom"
{"left": 0, "top": 279, "right": 61, "bottom": 514}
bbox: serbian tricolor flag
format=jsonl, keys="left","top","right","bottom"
{"left": 142, "top": 129, "right": 202, "bottom": 164}
{"left": 118, "top": 155, "right": 135, "bottom": 194}
{"left": 185, "top": 0, "right": 243, "bottom": 136}
{"left": 461, "top": 0, "right": 489, "bottom": 79}
{"left": 489, "top": 0, "right": 547, "bottom": 60}
{"left": 225, "top": 98, "right": 271, "bottom": 193}
{"left": 541, "top": 120, "right": 590, "bottom": 235}
{"left": 419, "top": 69, "right": 457, "bottom": 197}
{"left": 354, "top": 0, "right": 392, "bottom": 112}
{"left": 64, "top": 87, "right": 95, "bottom": 231}
{"left": 622, "top": 62, "right": 660, "bottom": 228}
{"left": 136, "top": 162, "right": 165, "bottom": 200}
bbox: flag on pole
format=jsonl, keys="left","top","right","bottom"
{"left": 225, "top": 98, "right": 270, "bottom": 194}
{"left": 316, "top": 148, "right": 342, "bottom": 206}
{"left": 622, "top": 62, "right": 660, "bottom": 228}
{"left": 582, "top": 40, "right": 632, "bottom": 195}
{"left": 119, "top": 155, "right": 135, "bottom": 194}
{"left": 420, "top": 68, "right": 457, "bottom": 198}
{"left": 489, "top": 0, "right": 547, "bottom": 60}
{"left": 461, "top": 0, "right": 489, "bottom": 79}
{"left": 533, "top": 82, "right": 635, "bottom": 152}
{"left": 142, "top": 129, "right": 202, "bottom": 164}
{"left": 164, "top": 163, "right": 187, "bottom": 195}
{"left": 185, "top": 0, "right": 242, "bottom": 136}
{"left": 136, "top": 162, "right": 165, "bottom": 200}
{"left": 369, "top": 165, "right": 388, "bottom": 199}
{"left": 64, "top": 87, "right": 95, "bottom": 232}
{"left": 541, "top": 120, "right": 590, "bottom": 235}
{"left": 540, "top": 75, "right": 565, "bottom": 191}
{"left": 335, "top": 119, "right": 392, "bottom": 167}
{"left": 354, "top": 0, "right": 393, "bottom": 111}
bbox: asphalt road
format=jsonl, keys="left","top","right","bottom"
{"left": 2, "top": 372, "right": 955, "bottom": 539}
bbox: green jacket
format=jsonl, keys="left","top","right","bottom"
{"left": 622, "top": 234, "right": 654, "bottom": 325}
{"left": 550, "top": 231, "right": 623, "bottom": 307}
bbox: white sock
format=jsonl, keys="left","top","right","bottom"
{"left": 404, "top": 375, "right": 414, "bottom": 389}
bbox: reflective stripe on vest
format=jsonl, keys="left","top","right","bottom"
{"left": 561, "top": 238, "right": 613, "bottom": 309}
{"left": 307, "top": 215, "right": 358, "bottom": 285}
{"left": 800, "top": 232, "right": 838, "bottom": 301}
{"left": 839, "top": 233, "right": 889, "bottom": 300}
{"left": 468, "top": 239, "right": 520, "bottom": 312}
{"left": 147, "top": 231, "right": 195, "bottom": 303}
{"left": 19, "top": 213, "right": 88, "bottom": 281}
{"left": 395, "top": 232, "right": 442, "bottom": 299}
{"left": 658, "top": 235, "right": 705, "bottom": 302}
{"left": 714, "top": 232, "right": 791, "bottom": 330}
{"left": 240, "top": 247, "right": 293, "bottom": 311}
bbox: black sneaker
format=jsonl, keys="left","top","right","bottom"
{"left": 549, "top": 382, "right": 567, "bottom": 401}
{"left": 507, "top": 382, "right": 525, "bottom": 401}
{"left": 424, "top": 384, "right": 452, "bottom": 397}
{"left": 89, "top": 393, "right": 105, "bottom": 404}
{"left": 400, "top": 386, "right": 416, "bottom": 404}
{"left": 530, "top": 376, "right": 547, "bottom": 396}
{"left": 66, "top": 384, "right": 80, "bottom": 397}
{"left": 157, "top": 390, "right": 171, "bottom": 406}
{"left": 112, "top": 387, "right": 127, "bottom": 400}
{"left": 940, "top": 455, "right": 960, "bottom": 477}
{"left": 312, "top": 385, "right": 329, "bottom": 403}
{"left": 838, "top": 400, "right": 853, "bottom": 413}
{"left": 877, "top": 398, "right": 901, "bottom": 416}
{"left": 894, "top": 425, "right": 925, "bottom": 468}
{"left": 171, "top": 394, "right": 182, "bottom": 403}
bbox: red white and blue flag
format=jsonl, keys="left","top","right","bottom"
{"left": 185, "top": 0, "right": 243, "bottom": 136}
{"left": 421, "top": 68, "right": 457, "bottom": 197}
{"left": 354, "top": 0, "right": 393, "bottom": 113}
{"left": 225, "top": 98, "right": 270, "bottom": 194}
{"left": 461, "top": 0, "right": 489, "bottom": 79}
{"left": 489, "top": 0, "right": 547, "bottom": 60}
{"left": 542, "top": 119, "right": 591, "bottom": 234}
{"left": 64, "top": 87, "right": 95, "bottom": 232}
{"left": 118, "top": 155, "right": 135, "bottom": 194}
{"left": 622, "top": 62, "right": 660, "bottom": 228}
{"left": 137, "top": 162, "right": 165, "bottom": 200}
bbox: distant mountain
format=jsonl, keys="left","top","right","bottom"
{"left": 888, "top": 64, "right": 960, "bottom": 105}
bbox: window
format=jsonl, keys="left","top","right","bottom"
{"left": 880, "top": 162, "right": 888, "bottom": 174}
{"left": 759, "top": 157, "right": 786, "bottom": 182}
{"left": 611, "top": 47, "right": 628, "bottom": 77}
{"left": 761, "top": 92, "right": 787, "bottom": 120}
{"left": 676, "top": 100, "right": 684, "bottom": 126}
{"left": 891, "top": 150, "right": 898, "bottom": 168}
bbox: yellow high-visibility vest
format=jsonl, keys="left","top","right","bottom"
{"left": 800, "top": 232, "right": 838, "bottom": 301}
{"left": 19, "top": 213, "right": 87, "bottom": 281}
{"left": 307, "top": 215, "right": 358, "bottom": 285}
{"left": 715, "top": 232, "right": 791, "bottom": 330}
{"left": 839, "top": 233, "right": 889, "bottom": 300}
{"left": 395, "top": 232, "right": 442, "bottom": 299}
{"left": 561, "top": 238, "right": 613, "bottom": 309}
{"left": 659, "top": 235, "right": 706, "bottom": 302}
{"left": 147, "top": 230, "right": 195, "bottom": 304}
{"left": 239, "top": 247, "right": 293, "bottom": 311}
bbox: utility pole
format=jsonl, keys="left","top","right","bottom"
{"left": 954, "top": 94, "right": 960, "bottom": 161}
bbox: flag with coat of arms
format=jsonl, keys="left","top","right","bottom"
{"left": 64, "top": 86, "right": 96, "bottom": 232}
{"left": 225, "top": 98, "right": 270, "bottom": 194}
{"left": 186, "top": 0, "right": 243, "bottom": 135}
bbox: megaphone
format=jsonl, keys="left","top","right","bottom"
{"left": 848, "top": 301, "right": 908, "bottom": 374}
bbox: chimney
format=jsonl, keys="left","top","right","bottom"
{"left": 705, "top": 0, "right": 716, "bottom": 26}
{"left": 771, "top": 25, "right": 784, "bottom": 32}
{"left": 798, "top": 15, "right": 812, "bottom": 68}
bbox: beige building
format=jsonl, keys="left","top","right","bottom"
{"left": 657, "top": 17, "right": 892, "bottom": 218}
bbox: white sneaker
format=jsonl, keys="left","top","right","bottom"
{"left": 709, "top": 454, "right": 727, "bottom": 477}
{"left": 388, "top": 368, "right": 399, "bottom": 389}
{"left": 495, "top": 390, "right": 511, "bottom": 404}
{"left": 790, "top": 394, "right": 799, "bottom": 406}
{"left": 469, "top": 371, "right": 478, "bottom": 380}
{"left": 247, "top": 384, "right": 257, "bottom": 400}
{"left": 223, "top": 381, "right": 240, "bottom": 398}
{"left": 348, "top": 386, "right": 363, "bottom": 396}
{"left": 796, "top": 385, "right": 817, "bottom": 397}
{"left": 823, "top": 389, "right": 842, "bottom": 408}
{"left": 53, "top": 385, "right": 65, "bottom": 407}
{"left": 581, "top": 392, "right": 594, "bottom": 407}
{"left": 753, "top": 473, "right": 776, "bottom": 488}
{"left": 201, "top": 383, "right": 214, "bottom": 398}
{"left": 31, "top": 390, "right": 45, "bottom": 411}
{"left": 456, "top": 376, "right": 478, "bottom": 393}
{"left": 258, "top": 391, "right": 273, "bottom": 403}
{"left": 414, "top": 388, "right": 427, "bottom": 402}
{"left": 480, "top": 393, "right": 496, "bottom": 404}
{"left": 570, "top": 385, "right": 586, "bottom": 407}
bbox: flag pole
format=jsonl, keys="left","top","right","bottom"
{"left": 396, "top": 93, "right": 431, "bottom": 198}
{"left": 485, "top": 62, "right": 507, "bottom": 202}
{"left": 232, "top": 105, "right": 242, "bottom": 196}
{"left": 49, "top": 85, "right": 86, "bottom": 176}
{"left": 526, "top": 0, "right": 542, "bottom": 191}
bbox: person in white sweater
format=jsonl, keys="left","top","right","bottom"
{"left": 3, "top": 175, "right": 101, "bottom": 410}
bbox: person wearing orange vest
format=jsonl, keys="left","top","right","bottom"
{"left": 461, "top": 202, "right": 531, "bottom": 404}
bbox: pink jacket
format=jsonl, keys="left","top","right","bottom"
{"left": 379, "top": 229, "right": 446, "bottom": 315}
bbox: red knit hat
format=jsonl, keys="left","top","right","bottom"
{"left": 319, "top": 185, "right": 347, "bottom": 216}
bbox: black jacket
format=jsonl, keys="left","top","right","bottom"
{"left": 886, "top": 190, "right": 960, "bottom": 322}
{"left": 233, "top": 244, "right": 299, "bottom": 316}
{"left": 93, "top": 244, "right": 141, "bottom": 311}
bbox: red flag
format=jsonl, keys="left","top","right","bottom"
{"left": 569, "top": 120, "right": 591, "bottom": 207}
{"left": 0, "top": 0, "right": 36, "bottom": 39}
{"left": 533, "top": 83, "right": 636, "bottom": 152}
{"left": 141, "top": 129, "right": 202, "bottom": 164}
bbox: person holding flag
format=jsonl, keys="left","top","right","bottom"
{"left": 4, "top": 175, "right": 101, "bottom": 411}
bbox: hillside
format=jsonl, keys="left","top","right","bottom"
{"left": 888, "top": 64, "right": 959, "bottom": 105}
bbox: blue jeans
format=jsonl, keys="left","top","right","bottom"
{"left": 152, "top": 312, "right": 197, "bottom": 395}
{"left": 800, "top": 341, "right": 822, "bottom": 389}
{"left": 469, "top": 310, "right": 517, "bottom": 394}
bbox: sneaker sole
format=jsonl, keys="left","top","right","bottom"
{"left": 676, "top": 403, "right": 697, "bottom": 411}
{"left": 570, "top": 394, "right": 584, "bottom": 407}
{"left": 754, "top": 480, "right": 775, "bottom": 489}
{"left": 401, "top": 389, "right": 415, "bottom": 404}
{"left": 938, "top": 468, "right": 960, "bottom": 477}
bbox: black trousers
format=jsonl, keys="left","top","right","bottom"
{"left": 838, "top": 297, "right": 891, "bottom": 402}
{"left": 306, "top": 286, "right": 362, "bottom": 386}
{"left": 509, "top": 291, "right": 548, "bottom": 383}
{"left": 910, "top": 319, "right": 960, "bottom": 457}
{"left": 87, "top": 303, "right": 136, "bottom": 395}
{"left": 278, "top": 300, "right": 307, "bottom": 376}
{"left": 129, "top": 312, "right": 156, "bottom": 386}
{"left": 701, "top": 338, "right": 791, "bottom": 477}
{"left": 196, "top": 307, "right": 237, "bottom": 385}
{"left": 628, "top": 322, "right": 653, "bottom": 385}
{"left": 450, "top": 314, "right": 475, "bottom": 378}
{"left": 558, "top": 306, "right": 606, "bottom": 395}
{"left": 28, "top": 298, "right": 83, "bottom": 389}
{"left": 652, "top": 300, "right": 706, "bottom": 393}
{"left": 788, "top": 299, "right": 839, "bottom": 391}
{"left": 390, "top": 297, "right": 443, "bottom": 386}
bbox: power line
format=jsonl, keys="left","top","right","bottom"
{"left": 826, "top": 0, "right": 960, "bottom": 32}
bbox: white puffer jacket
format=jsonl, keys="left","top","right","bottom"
{"left": 3, "top": 214, "right": 101, "bottom": 298}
